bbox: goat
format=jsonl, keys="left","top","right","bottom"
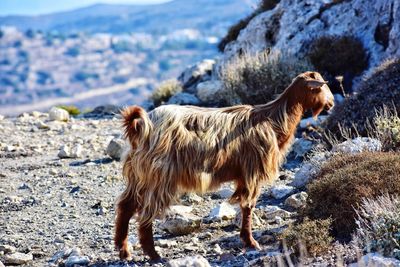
{"left": 114, "top": 71, "right": 334, "bottom": 262}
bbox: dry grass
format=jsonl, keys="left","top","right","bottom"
{"left": 305, "top": 152, "right": 400, "bottom": 239}
{"left": 151, "top": 79, "right": 183, "bottom": 107}
{"left": 354, "top": 194, "right": 400, "bottom": 260}
{"left": 219, "top": 51, "right": 312, "bottom": 105}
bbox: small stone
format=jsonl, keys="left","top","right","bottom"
{"left": 71, "top": 144, "right": 82, "bottom": 158}
{"left": 106, "top": 138, "right": 125, "bottom": 160}
{"left": 207, "top": 202, "right": 237, "bottom": 221}
{"left": 182, "top": 193, "right": 203, "bottom": 204}
{"left": 3, "top": 252, "right": 33, "bottom": 265}
{"left": 213, "top": 188, "right": 234, "bottom": 199}
{"left": 262, "top": 205, "right": 291, "bottom": 220}
{"left": 64, "top": 255, "right": 90, "bottom": 267}
{"left": 49, "top": 107, "right": 69, "bottom": 122}
{"left": 269, "top": 185, "right": 295, "bottom": 199}
{"left": 290, "top": 138, "right": 314, "bottom": 158}
{"left": 49, "top": 168, "right": 58, "bottom": 175}
{"left": 160, "top": 208, "right": 201, "bottom": 235}
{"left": 4, "top": 145, "right": 16, "bottom": 152}
{"left": 36, "top": 120, "right": 50, "bottom": 130}
{"left": 0, "top": 115, "right": 4, "bottom": 120}
{"left": 58, "top": 145, "right": 71, "bottom": 159}
{"left": 0, "top": 244, "right": 16, "bottom": 254}
{"left": 156, "top": 239, "right": 177, "bottom": 248}
{"left": 332, "top": 137, "right": 382, "bottom": 154}
{"left": 285, "top": 192, "right": 308, "bottom": 209}
{"left": 167, "top": 255, "right": 211, "bottom": 267}
{"left": 234, "top": 209, "right": 263, "bottom": 229}
{"left": 349, "top": 253, "right": 400, "bottom": 267}
{"left": 213, "top": 244, "right": 223, "bottom": 255}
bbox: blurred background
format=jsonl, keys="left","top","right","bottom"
{"left": 0, "top": 0, "right": 255, "bottom": 115}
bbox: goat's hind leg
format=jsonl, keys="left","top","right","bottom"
{"left": 138, "top": 221, "right": 162, "bottom": 263}
{"left": 114, "top": 194, "right": 136, "bottom": 260}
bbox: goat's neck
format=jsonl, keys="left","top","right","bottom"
{"left": 252, "top": 94, "right": 304, "bottom": 151}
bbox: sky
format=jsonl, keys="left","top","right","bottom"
{"left": 0, "top": 0, "right": 172, "bottom": 16}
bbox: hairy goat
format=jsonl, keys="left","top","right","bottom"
{"left": 115, "top": 71, "right": 334, "bottom": 261}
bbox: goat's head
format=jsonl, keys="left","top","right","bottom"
{"left": 291, "top": 71, "right": 334, "bottom": 118}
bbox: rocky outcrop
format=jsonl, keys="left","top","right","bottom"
{"left": 223, "top": 0, "right": 400, "bottom": 70}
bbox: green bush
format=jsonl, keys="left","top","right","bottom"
{"left": 305, "top": 152, "right": 400, "bottom": 240}
{"left": 372, "top": 106, "right": 400, "bottom": 151}
{"left": 354, "top": 194, "right": 400, "bottom": 260}
{"left": 58, "top": 105, "right": 81, "bottom": 116}
{"left": 218, "top": 0, "right": 280, "bottom": 52}
{"left": 151, "top": 79, "right": 183, "bottom": 106}
{"left": 280, "top": 217, "right": 333, "bottom": 257}
{"left": 219, "top": 51, "right": 312, "bottom": 105}
{"left": 324, "top": 58, "right": 400, "bottom": 138}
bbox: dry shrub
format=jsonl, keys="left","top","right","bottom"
{"left": 354, "top": 194, "right": 400, "bottom": 260}
{"left": 305, "top": 152, "right": 400, "bottom": 240}
{"left": 219, "top": 51, "right": 312, "bottom": 105}
{"left": 308, "top": 35, "right": 368, "bottom": 77}
{"left": 218, "top": 0, "right": 280, "bottom": 52}
{"left": 280, "top": 217, "right": 333, "bottom": 257}
{"left": 151, "top": 79, "right": 182, "bottom": 107}
{"left": 307, "top": 35, "right": 368, "bottom": 94}
{"left": 372, "top": 106, "right": 400, "bottom": 151}
{"left": 325, "top": 58, "right": 400, "bottom": 138}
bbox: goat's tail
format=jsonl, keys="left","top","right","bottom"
{"left": 121, "top": 106, "right": 152, "bottom": 148}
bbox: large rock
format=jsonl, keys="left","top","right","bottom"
{"left": 167, "top": 92, "right": 201, "bottom": 106}
{"left": 49, "top": 107, "right": 69, "bottom": 122}
{"left": 3, "top": 252, "right": 33, "bottom": 265}
{"left": 196, "top": 80, "right": 223, "bottom": 104}
{"left": 160, "top": 206, "right": 201, "bottom": 235}
{"left": 167, "top": 255, "right": 211, "bottom": 267}
{"left": 291, "top": 151, "right": 330, "bottom": 188}
{"left": 106, "top": 138, "right": 125, "bottom": 160}
{"left": 332, "top": 137, "right": 382, "bottom": 153}
{"left": 233, "top": 209, "right": 263, "bottom": 229}
{"left": 349, "top": 253, "right": 400, "bottom": 267}
{"left": 64, "top": 255, "right": 90, "bottom": 267}
{"left": 178, "top": 59, "right": 215, "bottom": 92}
{"left": 222, "top": 0, "right": 400, "bottom": 71}
{"left": 83, "top": 105, "right": 121, "bottom": 118}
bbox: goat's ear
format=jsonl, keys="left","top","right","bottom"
{"left": 306, "top": 79, "right": 326, "bottom": 90}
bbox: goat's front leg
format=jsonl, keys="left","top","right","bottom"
{"left": 240, "top": 206, "right": 261, "bottom": 250}
{"left": 138, "top": 222, "right": 162, "bottom": 262}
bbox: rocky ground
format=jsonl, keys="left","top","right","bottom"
{"left": 0, "top": 108, "right": 380, "bottom": 267}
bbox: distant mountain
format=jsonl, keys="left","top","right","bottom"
{"left": 0, "top": 0, "right": 253, "bottom": 35}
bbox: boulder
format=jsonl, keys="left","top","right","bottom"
{"left": 167, "top": 92, "right": 201, "bottom": 106}
{"left": 49, "top": 107, "right": 69, "bottom": 122}
{"left": 196, "top": 80, "right": 223, "bottom": 104}
{"left": 178, "top": 59, "right": 215, "bottom": 92}
{"left": 83, "top": 105, "right": 121, "bottom": 118}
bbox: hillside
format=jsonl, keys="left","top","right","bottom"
{"left": 0, "top": 0, "right": 252, "bottom": 35}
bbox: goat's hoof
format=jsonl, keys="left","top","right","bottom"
{"left": 118, "top": 248, "right": 132, "bottom": 261}
{"left": 149, "top": 256, "right": 165, "bottom": 264}
{"left": 243, "top": 240, "right": 262, "bottom": 251}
